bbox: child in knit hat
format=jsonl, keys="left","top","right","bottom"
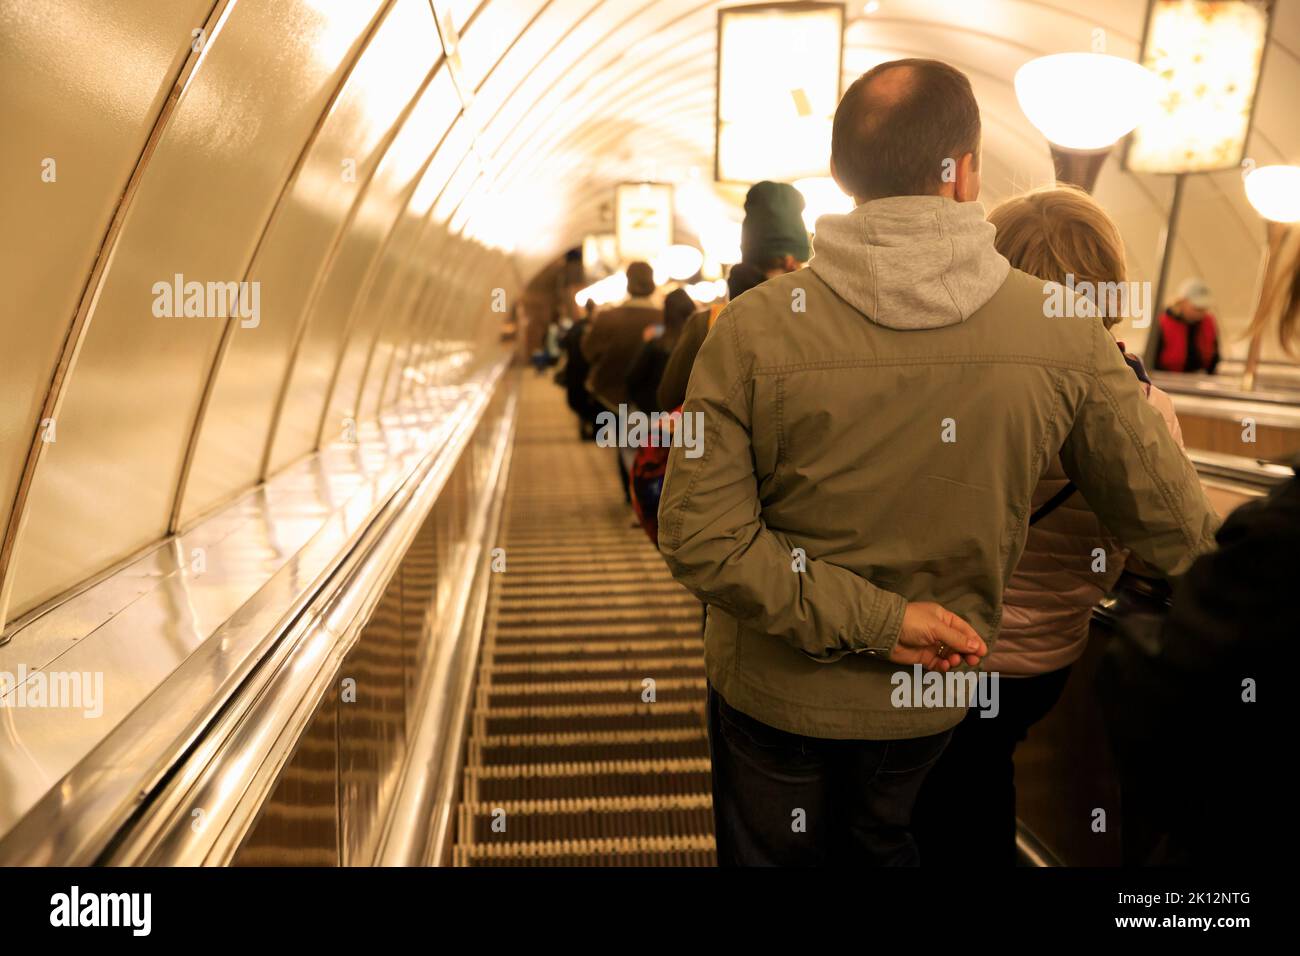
{"left": 656, "top": 181, "right": 811, "bottom": 411}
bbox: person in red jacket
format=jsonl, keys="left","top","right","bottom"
{"left": 1151, "top": 278, "right": 1220, "bottom": 373}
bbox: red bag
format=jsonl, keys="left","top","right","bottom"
{"left": 631, "top": 304, "right": 723, "bottom": 545}
{"left": 629, "top": 407, "right": 680, "bottom": 545}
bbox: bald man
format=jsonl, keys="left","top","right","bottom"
{"left": 657, "top": 58, "right": 1217, "bottom": 867}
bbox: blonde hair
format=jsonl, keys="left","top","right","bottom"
{"left": 989, "top": 185, "right": 1128, "bottom": 328}
{"left": 1245, "top": 228, "right": 1300, "bottom": 357}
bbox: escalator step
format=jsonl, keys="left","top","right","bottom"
{"left": 482, "top": 679, "right": 706, "bottom": 709}
{"left": 494, "top": 605, "right": 700, "bottom": 627}
{"left": 465, "top": 758, "right": 713, "bottom": 803}
{"left": 459, "top": 794, "right": 714, "bottom": 844}
{"left": 490, "top": 620, "right": 703, "bottom": 640}
{"left": 490, "top": 637, "right": 702, "bottom": 663}
{"left": 472, "top": 727, "right": 709, "bottom": 765}
{"left": 482, "top": 657, "right": 705, "bottom": 684}
{"left": 479, "top": 701, "right": 706, "bottom": 737}
{"left": 454, "top": 834, "right": 717, "bottom": 867}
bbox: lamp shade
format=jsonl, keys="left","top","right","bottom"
{"left": 1244, "top": 165, "right": 1300, "bottom": 223}
{"left": 1015, "top": 53, "right": 1160, "bottom": 152}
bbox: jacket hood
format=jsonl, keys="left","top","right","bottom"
{"left": 809, "top": 196, "right": 1010, "bottom": 330}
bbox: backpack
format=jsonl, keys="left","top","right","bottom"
{"left": 630, "top": 304, "right": 724, "bottom": 545}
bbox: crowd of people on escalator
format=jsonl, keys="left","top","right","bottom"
{"left": 545, "top": 57, "right": 1295, "bottom": 869}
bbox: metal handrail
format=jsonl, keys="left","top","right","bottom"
{"left": 379, "top": 386, "right": 516, "bottom": 867}
{"left": 1150, "top": 369, "right": 1300, "bottom": 406}
{"left": 1015, "top": 820, "right": 1064, "bottom": 867}
{"left": 1186, "top": 449, "right": 1293, "bottom": 490}
{"left": 105, "top": 367, "right": 515, "bottom": 866}
{"left": 0, "top": 357, "right": 512, "bottom": 865}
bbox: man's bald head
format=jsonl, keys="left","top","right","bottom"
{"left": 831, "top": 58, "right": 982, "bottom": 202}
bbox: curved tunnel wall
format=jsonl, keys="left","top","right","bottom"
{"left": 0, "top": 0, "right": 516, "bottom": 629}
{"left": 3, "top": 0, "right": 1298, "bottom": 631}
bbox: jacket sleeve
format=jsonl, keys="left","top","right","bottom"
{"left": 656, "top": 305, "right": 907, "bottom": 660}
{"left": 656, "top": 311, "right": 708, "bottom": 411}
{"left": 1060, "top": 321, "right": 1219, "bottom": 576}
{"left": 1145, "top": 385, "right": 1185, "bottom": 449}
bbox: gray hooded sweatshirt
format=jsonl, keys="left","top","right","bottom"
{"left": 809, "top": 195, "right": 1011, "bottom": 329}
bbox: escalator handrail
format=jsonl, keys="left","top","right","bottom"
{"left": 104, "top": 364, "right": 510, "bottom": 866}
{"left": 1186, "top": 449, "right": 1292, "bottom": 490}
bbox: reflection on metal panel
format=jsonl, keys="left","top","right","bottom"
{"left": 1203, "top": 482, "right": 1257, "bottom": 516}
{"left": 354, "top": 122, "right": 478, "bottom": 420}
{"left": 402, "top": 513, "right": 440, "bottom": 731}
{"left": 10, "top": 0, "right": 378, "bottom": 618}
{"left": 472, "top": 0, "right": 626, "bottom": 159}
{"left": 455, "top": 0, "right": 549, "bottom": 94}
{"left": 467, "top": 0, "right": 599, "bottom": 128}
{"left": 1175, "top": 406, "right": 1300, "bottom": 461}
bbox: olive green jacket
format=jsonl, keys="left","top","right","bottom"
{"left": 657, "top": 196, "right": 1219, "bottom": 740}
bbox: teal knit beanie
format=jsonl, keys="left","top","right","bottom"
{"left": 741, "top": 181, "right": 810, "bottom": 265}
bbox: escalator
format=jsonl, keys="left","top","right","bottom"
{"left": 453, "top": 374, "right": 715, "bottom": 866}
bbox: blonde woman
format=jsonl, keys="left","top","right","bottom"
{"left": 913, "top": 186, "right": 1189, "bottom": 866}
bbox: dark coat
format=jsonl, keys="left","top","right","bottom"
{"left": 1098, "top": 459, "right": 1295, "bottom": 865}
{"left": 656, "top": 309, "right": 710, "bottom": 412}
{"left": 624, "top": 335, "right": 674, "bottom": 414}
{"left": 557, "top": 319, "right": 597, "bottom": 419}
{"left": 580, "top": 299, "right": 660, "bottom": 410}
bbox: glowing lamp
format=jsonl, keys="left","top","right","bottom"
{"left": 655, "top": 245, "right": 705, "bottom": 282}
{"left": 1015, "top": 54, "right": 1160, "bottom": 152}
{"left": 794, "top": 177, "right": 854, "bottom": 230}
{"left": 1244, "top": 165, "right": 1300, "bottom": 224}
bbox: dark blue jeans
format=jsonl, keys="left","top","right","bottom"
{"left": 910, "top": 666, "right": 1071, "bottom": 867}
{"left": 707, "top": 685, "right": 952, "bottom": 867}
